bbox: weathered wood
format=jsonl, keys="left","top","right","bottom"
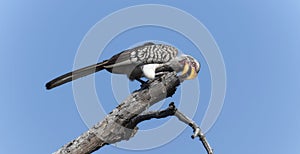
{"left": 54, "top": 72, "right": 180, "bottom": 154}
{"left": 128, "top": 102, "right": 214, "bottom": 154}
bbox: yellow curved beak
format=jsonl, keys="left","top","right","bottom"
{"left": 181, "top": 62, "right": 190, "bottom": 75}
{"left": 181, "top": 63, "right": 198, "bottom": 80}
{"left": 186, "top": 66, "right": 198, "bottom": 80}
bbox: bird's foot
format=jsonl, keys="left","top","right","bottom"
{"left": 135, "top": 78, "right": 149, "bottom": 89}
{"left": 135, "top": 78, "right": 147, "bottom": 84}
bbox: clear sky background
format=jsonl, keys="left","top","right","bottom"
{"left": 1, "top": 1, "right": 300, "bottom": 154}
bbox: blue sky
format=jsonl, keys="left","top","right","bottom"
{"left": 1, "top": 1, "right": 300, "bottom": 154}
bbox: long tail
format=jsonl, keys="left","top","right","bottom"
{"left": 45, "top": 60, "right": 109, "bottom": 90}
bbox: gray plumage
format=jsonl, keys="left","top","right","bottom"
{"left": 46, "top": 42, "right": 182, "bottom": 90}
{"left": 129, "top": 43, "right": 178, "bottom": 64}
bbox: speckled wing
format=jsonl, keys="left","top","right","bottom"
{"left": 104, "top": 42, "right": 179, "bottom": 68}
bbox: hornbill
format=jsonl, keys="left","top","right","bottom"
{"left": 46, "top": 42, "right": 200, "bottom": 90}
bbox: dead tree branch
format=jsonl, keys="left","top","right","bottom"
{"left": 53, "top": 72, "right": 213, "bottom": 154}
{"left": 127, "top": 102, "right": 213, "bottom": 154}
{"left": 54, "top": 72, "right": 180, "bottom": 154}
{"left": 173, "top": 105, "right": 213, "bottom": 154}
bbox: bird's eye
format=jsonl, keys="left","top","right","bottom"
{"left": 191, "top": 62, "right": 196, "bottom": 67}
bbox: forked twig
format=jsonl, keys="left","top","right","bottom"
{"left": 129, "top": 102, "right": 213, "bottom": 154}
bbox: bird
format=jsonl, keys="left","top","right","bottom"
{"left": 45, "top": 42, "right": 200, "bottom": 90}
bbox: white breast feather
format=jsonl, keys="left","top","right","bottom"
{"left": 142, "top": 64, "right": 161, "bottom": 79}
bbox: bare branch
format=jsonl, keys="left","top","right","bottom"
{"left": 54, "top": 72, "right": 180, "bottom": 154}
{"left": 125, "top": 102, "right": 177, "bottom": 129}
{"left": 127, "top": 102, "right": 214, "bottom": 154}
{"left": 53, "top": 72, "right": 213, "bottom": 154}
{"left": 173, "top": 105, "right": 214, "bottom": 154}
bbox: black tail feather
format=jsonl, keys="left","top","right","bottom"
{"left": 45, "top": 60, "right": 108, "bottom": 90}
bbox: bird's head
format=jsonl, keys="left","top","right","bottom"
{"left": 178, "top": 55, "right": 201, "bottom": 80}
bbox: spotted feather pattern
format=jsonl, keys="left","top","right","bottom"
{"left": 129, "top": 44, "right": 178, "bottom": 64}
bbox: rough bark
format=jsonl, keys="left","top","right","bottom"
{"left": 129, "top": 102, "right": 213, "bottom": 154}
{"left": 54, "top": 72, "right": 180, "bottom": 154}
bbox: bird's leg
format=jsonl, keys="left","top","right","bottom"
{"left": 135, "top": 78, "right": 150, "bottom": 89}
{"left": 135, "top": 78, "right": 147, "bottom": 84}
